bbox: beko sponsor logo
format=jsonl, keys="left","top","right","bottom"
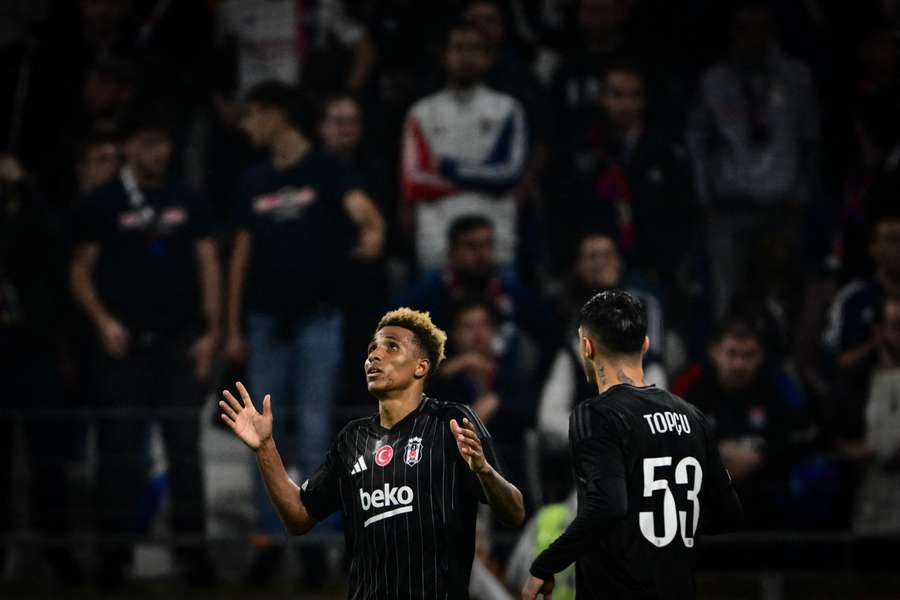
{"left": 359, "top": 484, "right": 414, "bottom": 527}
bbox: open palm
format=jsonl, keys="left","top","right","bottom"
{"left": 220, "top": 381, "right": 273, "bottom": 450}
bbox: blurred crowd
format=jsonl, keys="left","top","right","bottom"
{"left": 2, "top": 0, "right": 900, "bottom": 592}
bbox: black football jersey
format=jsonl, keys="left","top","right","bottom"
{"left": 531, "top": 384, "right": 742, "bottom": 599}
{"left": 300, "top": 396, "right": 501, "bottom": 600}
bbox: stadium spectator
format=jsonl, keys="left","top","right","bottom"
{"left": 74, "top": 133, "right": 119, "bottom": 197}
{"left": 833, "top": 27, "right": 900, "bottom": 278}
{"left": 213, "top": 0, "right": 375, "bottom": 97}
{"left": 43, "top": 60, "right": 133, "bottom": 206}
{"left": 686, "top": 1, "right": 820, "bottom": 317}
{"left": 545, "top": 60, "right": 692, "bottom": 279}
{"left": 224, "top": 80, "right": 383, "bottom": 584}
{"left": 429, "top": 296, "right": 537, "bottom": 507}
{"left": 0, "top": 154, "right": 84, "bottom": 584}
{"left": 400, "top": 20, "right": 527, "bottom": 270}
{"left": 318, "top": 93, "right": 387, "bottom": 211}
{"left": 464, "top": 0, "right": 550, "bottom": 201}
{"left": 672, "top": 314, "right": 812, "bottom": 528}
{"left": 545, "top": 0, "right": 635, "bottom": 139}
{"left": 395, "top": 214, "right": 549, "bottom": 350}
{"left": 538, "top": 232, "right": 667, "bottom": 448}
{"left": 850, "top": 297, "right": 900, "bottom": 533}
{"left": 317, "top": 92, "right": 390, "bottom": 407}
{"left": 68, "top": 105, "right": 219, "bottom": 588}
{"left": 823, "top": 209, "right": 900, "bottom": 379}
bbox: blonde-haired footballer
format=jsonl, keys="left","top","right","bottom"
{"left": 221, "top": 308, "right": 524, "bottom": 599}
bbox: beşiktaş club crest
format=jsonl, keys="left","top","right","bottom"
{"left": 404, "top": 437, "right": 424, "bottom": 467}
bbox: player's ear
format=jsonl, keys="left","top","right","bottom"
{"left": 581, "top": 335, "right": 594, "bottom": 360}
{"left": 642, "top": 336, "right": 650, "bottom": 355}
{"left": 413, "top": 357, "right": 430, "bottom": 379}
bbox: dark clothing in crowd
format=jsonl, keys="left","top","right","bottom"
{"left": 674, "top": 363, "right": 810, "bottom": 528}
{"left": 74, "top": 171, "right": 214, "bottom": 578}
{"left": 235, "top": 150, "right": 357, "bottom": 318}
{"left": 0, "top": 182, "right": 82, "bottom": 578}
{"left": 74, "top": 174, "right": 213, "bottom": 337}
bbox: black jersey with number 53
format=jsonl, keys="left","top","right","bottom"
{"left": 531, "top": 384, "right": 743, "bottom": 599}
{"left": 300, "top": 396, "right": 501, "bottom": 600}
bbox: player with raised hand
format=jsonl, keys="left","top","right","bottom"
{"left": 221, "top": 307, "right": 524, "bottom": 599}
{"left": 523, "top": 290, "right": 742, "bottom": 600}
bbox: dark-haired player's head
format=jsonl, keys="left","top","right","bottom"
{"left": 575, "top": 233, "right": 623, "bottom": 290}
{"left": 318, "top": 93, "right": 363, "bottom": 154}
{"left": 577, "top": 289, "right": 649, "bottom": 387}
{"left": 449, "top": 296, "right": 499, "bottom": 357}
{"left": 367, "top": 308, "right": 448, "bottom": 398}
{"left": 444, "top": 21, "right": 490, "bottom": 88}
{"left": 448, "top": 215, "right": 496, "bottom": 285}
{"left": 871, "top": 206, "right": 900, "bottom": 280}
{"left": 708, "top": 316, "right": 765, "bottom": 392}
{"left": 601, "top": 61, "right": 646, "bottom": 133}
{"left": 240, "top": 80, "right": 312, "bottom": 147}
{"left": 119, "top": 103, "right": 173, "bottom": 186}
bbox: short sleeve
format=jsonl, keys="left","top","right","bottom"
{"left": 299, "top": 439, "right": 343, "bottom": 521}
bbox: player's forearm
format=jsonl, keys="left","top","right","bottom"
{"left": 226, "top": 231, "right": 250, "bottom": 335}
{"left": 69, "top": 249, "right": 112, "bottom": 327}
{"left": 195, "top": 238, "right": 222, "bottom": 336}
{"left": 476, "top": 465, "right": 525, "bottom": 527}
{"left": 255, "top": 438, "right": 316, "bottom": 535}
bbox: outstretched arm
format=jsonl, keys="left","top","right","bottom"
{"left": 220, "top": 382, "right": 317, "bottom": 535}
{"left": 451, "top": 418, "right": 525, "bottom": 528}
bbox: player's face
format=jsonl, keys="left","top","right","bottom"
{"left": 576, "top": 235, "right": 622, "bottom": 289}
{"left": 710, "top": 335, "right": 763, "bottom": 391}
{"left": 602, "top": 71, "right": 645, "bottom": 131}
{"left": 365, "top": 326, "right": 428, "bottom": 396}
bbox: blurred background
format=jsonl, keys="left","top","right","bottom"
{"left": 1, "top": 0, "right": 900, "bottom": 598}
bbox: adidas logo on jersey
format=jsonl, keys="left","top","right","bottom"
{"left": 350, "top": 455, "right": 367, "bottom": 475}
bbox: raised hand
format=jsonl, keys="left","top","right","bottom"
{"left": 450, "top": 417, "right": 489, "bottom": 474}
{"left": 219, "top": 381, "right": 273, "bottom": 451}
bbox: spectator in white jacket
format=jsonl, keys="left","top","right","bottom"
{"left": 401, "top": 20, "right": 528, "bottom": 270}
